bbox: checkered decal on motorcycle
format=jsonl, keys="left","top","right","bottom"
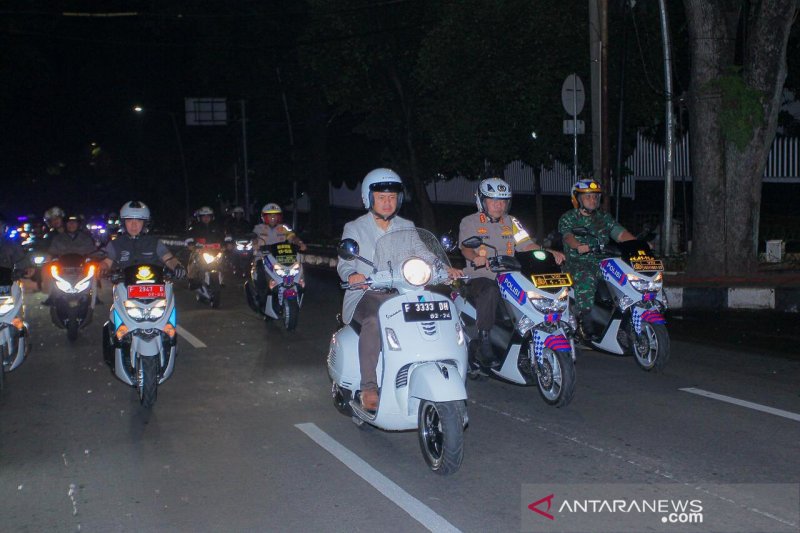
{"left": 631, "top": 307, "right": 666, "bottom": 335}
{"left": 533, "top": 330, "right": 571, "bottom": 363}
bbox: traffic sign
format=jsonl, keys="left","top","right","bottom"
{"left": 561, "top": 74, "right": 585, "bottom": 117}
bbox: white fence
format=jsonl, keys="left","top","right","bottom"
{"left": 329, "top": 133, "right": 799, "bottom": 208}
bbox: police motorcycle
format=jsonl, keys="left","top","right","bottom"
{"left": 102, "top": 264, "right": 177, "bottom": 408}
{"left": 226, "top": 234, "right": 254, "bottom": 279}
{"left": 0, "top": 267, "right": 29, "bottom": 392}
{"left": 569, "top": 227, "right": 669, "bottom": 371}
{"left": 48, "top": 254, "right": 98, "bottom": 341}
{"left": 244, "top": 242, "right": 304, "bottom": 331}
{"left": 328, "top": 229, "right": 469, "bottom": 475}
{"left": 454, "top": 236, "right": 577, "bottom": 407}
{"left": 187, "top": 238, "right": 225, "bottom": 308}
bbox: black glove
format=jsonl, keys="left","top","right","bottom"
{"left": 172, "top": 265, "right": 187, "bottom": 280}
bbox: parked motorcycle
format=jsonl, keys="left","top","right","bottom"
{"left": 102, "top": 264, "right": 178, "bottom": 408}
{"left": 48, "top": 254, "right": 97, "bottom": 341}
{"left": 188, "top": 240, "right": 224, "bottom": 308}
{"left": 569, "top": 227, "right": 669, "bottom": 371}
{"left": 244, "top": 242, "right": 304, "bottom": 331}
{"left": 328, "top": 229, "right": 469, "bottom": 475}
{"left": 0, "top": 267, "right": 29, "bottom": 391}
{"left": 454, "top": 237, "right": 577, "bottom": 407}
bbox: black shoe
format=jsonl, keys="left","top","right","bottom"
{"left": 476, "top": 330, "right": 500, "bottom": 369}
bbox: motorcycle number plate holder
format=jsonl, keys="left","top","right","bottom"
{"left": 531, "top": 272, "right": 572, "bottom": 289}
{"left": 402, "top": 300, "right": 452, "bottom": 322}
{"left": 128, "top": 284, "right": 165, "bottom": 299}
{"left": 630, "top": 256, "right": 664, "bottom": 272}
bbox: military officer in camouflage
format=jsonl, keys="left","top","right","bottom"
{"left": 559, "top": 179, "right": 636, "bottom": 338}
{"left": 459, "top": 177, "right": 564, "bottom": 368}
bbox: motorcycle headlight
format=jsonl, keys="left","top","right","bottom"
{"left": 628, "top": 273, "right": 663, "bottom": 293}
{"left": 289, "top": 262, "right": 301, "bottom": 276}
{"left": 74, "top": 265, "right": 96, "bottom": 293}
{"left": 202, "top": 252, "right": 220, "bottom": 264}
{"left": 525, "top": 290, "right": 567, "bottom": 313}
{"left": 33, "top": 256, "right": 45, "bottom": 265}
{"left": 55, "top": 279, "right": 74, "bottom": 293}
{"left": 401, "top": 258, "right": 432, "bottom": 286}
{"left": 274, "top": 264, "right": 287, "bottom": 276}
{"left": 0, "top": 296, "right": 15, "bottom": 315}
{"left": 148, "top": 299, "right": 167, "bottom": 319}
{"left": 124, "top": 300, "right": 144, "bottom": 320}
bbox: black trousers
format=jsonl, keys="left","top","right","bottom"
{"left": 465, "top": 277, "right": 501, "bottom": 331}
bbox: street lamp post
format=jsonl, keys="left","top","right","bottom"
{"left": 133, "top": 105, "right": 191, "bottom": 227}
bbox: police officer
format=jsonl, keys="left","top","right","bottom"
{"left": 0, "top": 214, "right": 30, "bottom": 272}
{"left": 48, "top": 214, "right": 97, "bottom": 257}
{"left": 558, "top": 179, "right": 635, "bottom": 339}
{"left": 101, "top": 201, "right": 186, "bottom": 278}
{"left": 459, "top": 177, "right": 564, "bottom": 368}
{"left": 251, "top": 203, "right": 306, "bottom": 307}
{"left": 224, "top": 206, "right": 251, "bottom": 236}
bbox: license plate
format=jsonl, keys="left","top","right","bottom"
{"left": 630, "top": 257, "right": 664, "bottom": 271}
{"left": 402, "top": 300, "right": 452, "bottom": 322}
{"left": 128, "top": 284, "right": 165, "bottom": 299}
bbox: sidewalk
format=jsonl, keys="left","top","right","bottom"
{"left": 664, "top": 269, "right": 800, "bottom": 312}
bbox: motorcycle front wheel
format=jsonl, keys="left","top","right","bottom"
{"left": 631, "top": 322, "right": 670, "bottom": 372}
{"left": 209, "top": 277, "right": 221, "bottom": 309}
{"left": 417, "top": 400, "right": 465, "bottom": 475}
{"left": 535, "top": 348, "right": 576, "bottom": 408}
{"left": 284, "top": 299, "right": 299, "bottom": 331}
{"left": 137, "top": 355, "right": 159, "bottom": 408}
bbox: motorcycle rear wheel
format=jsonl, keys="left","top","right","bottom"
{"left": 417, "top": 400, "right": 465, "bottom": 475}
{"left": 137, "top": 355, "right": 159, "bottom": 408}
{"left": 632, "top": 322, "right": 670, "bottom": 372}
{"left": 535, "top": 348, "right": 576, "bottom": 408}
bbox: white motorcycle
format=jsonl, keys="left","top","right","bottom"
{"left": 328, "top": 229, "right": 469, "bottom": 475}
{"left": 0, "top": 267, "right": 29, "bottom": 392}
{"left": 570, "top": 227, "right": 669, "bottom": 371}
{"left": 245, "top": 242, "right": 305, "bottom": 331}
{"left": 454, "top": 237, "right": 577, "bottom": 407}
{"left": 102, "top": 264, "right": 178, "bottom": 407}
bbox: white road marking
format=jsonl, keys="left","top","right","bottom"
{"left": 680, "top": 387, "right": 800, "bottom": 422}
{"left": 295, "top": 423, "right": 461, "bottom": 533}
{"left": 176, "top": 325, "right": 207, "bottom": 348}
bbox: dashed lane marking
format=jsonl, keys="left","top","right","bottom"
{"left": 176, "top": 325, "right": 207, "bottom": 348}
{"left": 680, "top": 387, "right": 800, "bottom": 422}
{"left": 295, "top": 423, "right": 461, "bottom": 533}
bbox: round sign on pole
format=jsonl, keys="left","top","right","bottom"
{"left": 561, "top": 74, "right": 585, "bottom": 117}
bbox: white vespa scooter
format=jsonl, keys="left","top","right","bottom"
{"left": 328, "top": 229, "right": 469, "bottom": 475}
{"left": 0, "top": 267, "right": 29, "bottom": 392}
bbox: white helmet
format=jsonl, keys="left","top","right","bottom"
{"left": 231, "top": 206, "right": 245, "bottom": 215}
{"left": 196, "top": 206, "right": 214, "bottom": 219}
{"left": 120, "top": 201, "right": 151, "bottom": 221}
{"left": 261, "top": 202, "right": 282, "bottom": 214}
{"left": 44, "top": 206, "right": 65, "bottom": 223}
{"left": 475, "top": 177, "right": 512, "bottom": 214}
{"left": 360, "top": 168, "right": 404, "bottom": 211}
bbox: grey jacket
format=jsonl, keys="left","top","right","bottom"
{"left": 336, "top": 213, "right": 414, "bottom": 323}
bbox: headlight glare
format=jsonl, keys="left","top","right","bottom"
{"left": 401, "top": 258, "right": 432, "bottom": 286}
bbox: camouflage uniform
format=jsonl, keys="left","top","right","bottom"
{"left": 558, "top": 208, "right": 625, "bottom": 313}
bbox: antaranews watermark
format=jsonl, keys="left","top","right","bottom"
{"left": 521, "top": 483, "right": 798, "bottom": 532}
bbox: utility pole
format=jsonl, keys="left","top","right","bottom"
{"left": 276, "top": 66, "right": 297, "bottom": 229}
{"left": 240, "top": 100, "right": 251, "bottom": 219}
{"left": 614, "top": 0, "right": 630, "bottom": 221}
{"left": 588, "top": 0, "right": 609, "bottom": 207}
{"left": 659, "top": 0, "right": 675, "bottom": 256}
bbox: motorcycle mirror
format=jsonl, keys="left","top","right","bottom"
{"left": 571, "top": 227, "right": 589, "bottom": 237}
{"left": 460, "top": 236, "right": 484, "bottom": 249}
{"left": 337, "top": 238, "right": 360, "bottom": 260}
{"left": 439, "top": 232, "right": 457, "bottom": 253}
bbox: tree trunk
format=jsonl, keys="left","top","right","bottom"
{"left": 684, "top": 0, "right": 797, "bottom": 275}
{"left": 306, "top": 96, "right": 332, "bottom": 238}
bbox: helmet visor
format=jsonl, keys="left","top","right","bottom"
{"left": 369, "top": 181, "right": 403, "bottom": 194}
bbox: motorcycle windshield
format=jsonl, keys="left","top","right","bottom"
{"left": 270, "top": 242, "right": 298, "bottom": 266}
{"left": 372, "top": 228, "right": 451, "bottom": 284}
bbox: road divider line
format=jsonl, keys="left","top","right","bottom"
{"left": 680, "top": 387, "right": 800, "bottom": 422}
{"left": 176, "top": 325, "right": 207, "bottom": 348}
{"left": 295, "top": 423, "right": 461, "bottom": 533}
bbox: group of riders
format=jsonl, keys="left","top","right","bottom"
{"left": 0, "top": 168, "right": 634, "bottom": 413}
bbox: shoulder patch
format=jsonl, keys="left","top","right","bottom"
{"left": 479, "top": 213, "right": 487, "bottom": 224}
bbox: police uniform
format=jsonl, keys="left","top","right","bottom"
{"left": 558, "top": 208, "right": 625, "bottom": 313}
{"left": 458, "top": 212, "right": 533, "bottom": 331}
{"left": 252, "top": 223, "right": 296, "bottom": 254}
{"left": 48, "top": 230, "right": 97, "bottom": 257}
{"left": 103, "top": 234, "right": 171, "bottom": 269}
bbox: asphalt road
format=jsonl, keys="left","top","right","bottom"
{"left": 1, "top": 268, "right": 798, "bottom": 533}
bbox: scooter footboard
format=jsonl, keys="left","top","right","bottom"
{"left": 407, "top": 362, "right": 467, "bottom": 415}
